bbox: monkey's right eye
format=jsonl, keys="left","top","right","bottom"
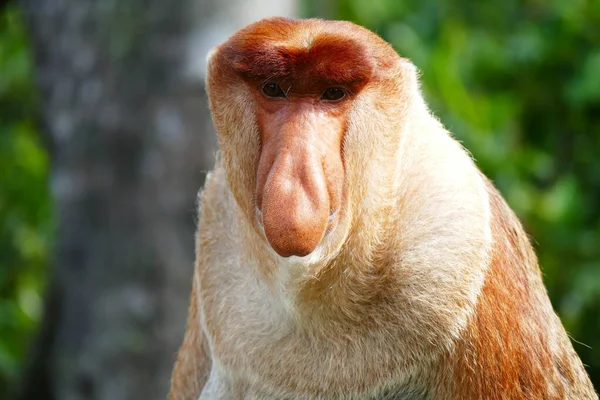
{"left": 262, "top": 83, "right": 286, "bottom": 98}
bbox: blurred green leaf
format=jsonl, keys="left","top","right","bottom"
{"left": 0, "top": 5, "right": 51, "bottom": 397}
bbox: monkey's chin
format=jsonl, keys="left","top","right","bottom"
{"left": 255, "top": 207, "right": 341, "bottom": 262}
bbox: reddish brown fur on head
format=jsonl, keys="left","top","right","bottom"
{"left": 209, "top": 18, "right": 398, "bottom": 257}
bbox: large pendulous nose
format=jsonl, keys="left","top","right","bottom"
{"left": 259, "top": 148, "right": 330, "bottom": 257}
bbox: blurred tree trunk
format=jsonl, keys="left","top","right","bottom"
{"left": 15, "top": 0, "right": 295, "bottom": 399}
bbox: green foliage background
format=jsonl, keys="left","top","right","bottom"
{"left": 306, "top": 0, "right": 600, "bottom": 389}
{"left": 0, "top": 0, "right": 599, "bottom": 397}
{"left": 0, "top": 6, "right": 51, "bottom": 397}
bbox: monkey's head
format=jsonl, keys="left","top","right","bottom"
{"left": 206, "top": 18, "right": 417, "bottom": 260}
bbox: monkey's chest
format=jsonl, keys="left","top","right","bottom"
{"left": 199, "top": 264, "right": 435, "bottom": 400}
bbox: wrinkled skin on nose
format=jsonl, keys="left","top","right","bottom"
{"left": 255, "top": 101, "right": 345, "bottom": 257}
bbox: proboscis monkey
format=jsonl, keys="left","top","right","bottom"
{"left": 169, "top": 17, "right": 597, "bottom": 400}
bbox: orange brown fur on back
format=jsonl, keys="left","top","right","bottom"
{"left": 169, "top": 17, "right": 597, "bottom": 400}
{"left": 449, "top": 178, "right": 595, "bottom": 399}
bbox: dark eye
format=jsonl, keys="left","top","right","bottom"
{"left": 321, "top": 87, "right": 346, "bottom": 101}
{"left": 262, "top": 83, "right": 285, "bottom": 98}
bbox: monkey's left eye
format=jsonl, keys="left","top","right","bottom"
{"left": 262, "top": 83, "right": 286, "bottom": 98}
{"left": 321, "top": 88, "right": 346, "bottom": 101}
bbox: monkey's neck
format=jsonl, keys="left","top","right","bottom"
{"left": 281, "top": 133, "right": 426, "bottom": 329}
{"left": 275, "top": 122, "right": 492, "bottom": 343}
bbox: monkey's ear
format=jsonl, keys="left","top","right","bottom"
{"left": 205, "top": 45, "right": 232, "bottom": 88}
{"left": 206, "top": 45, "right": 227, "bottom": 76}
{"left": 394, "top": 57, "right": 417, "bottom": 76}
{"left": 394, "top": 57, "right": 423, "bottom": 97}
{"left": 206, "top": 46, "right": 219, "bottom": 65}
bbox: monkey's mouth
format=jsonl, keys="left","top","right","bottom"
{"left": 255, "top": 206, "right": 340, "bottom": 257}
{"left": 255, "top": 208, "right": 340, "bottom": 231}
{"left": 255, "top": 207, "right": 339, "bottom": 222}
{"left": 325, "top": 209, "right": 339, "bottom": 232}
{"left": 327, "top": 209, "right": 338, "bottom": 222}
